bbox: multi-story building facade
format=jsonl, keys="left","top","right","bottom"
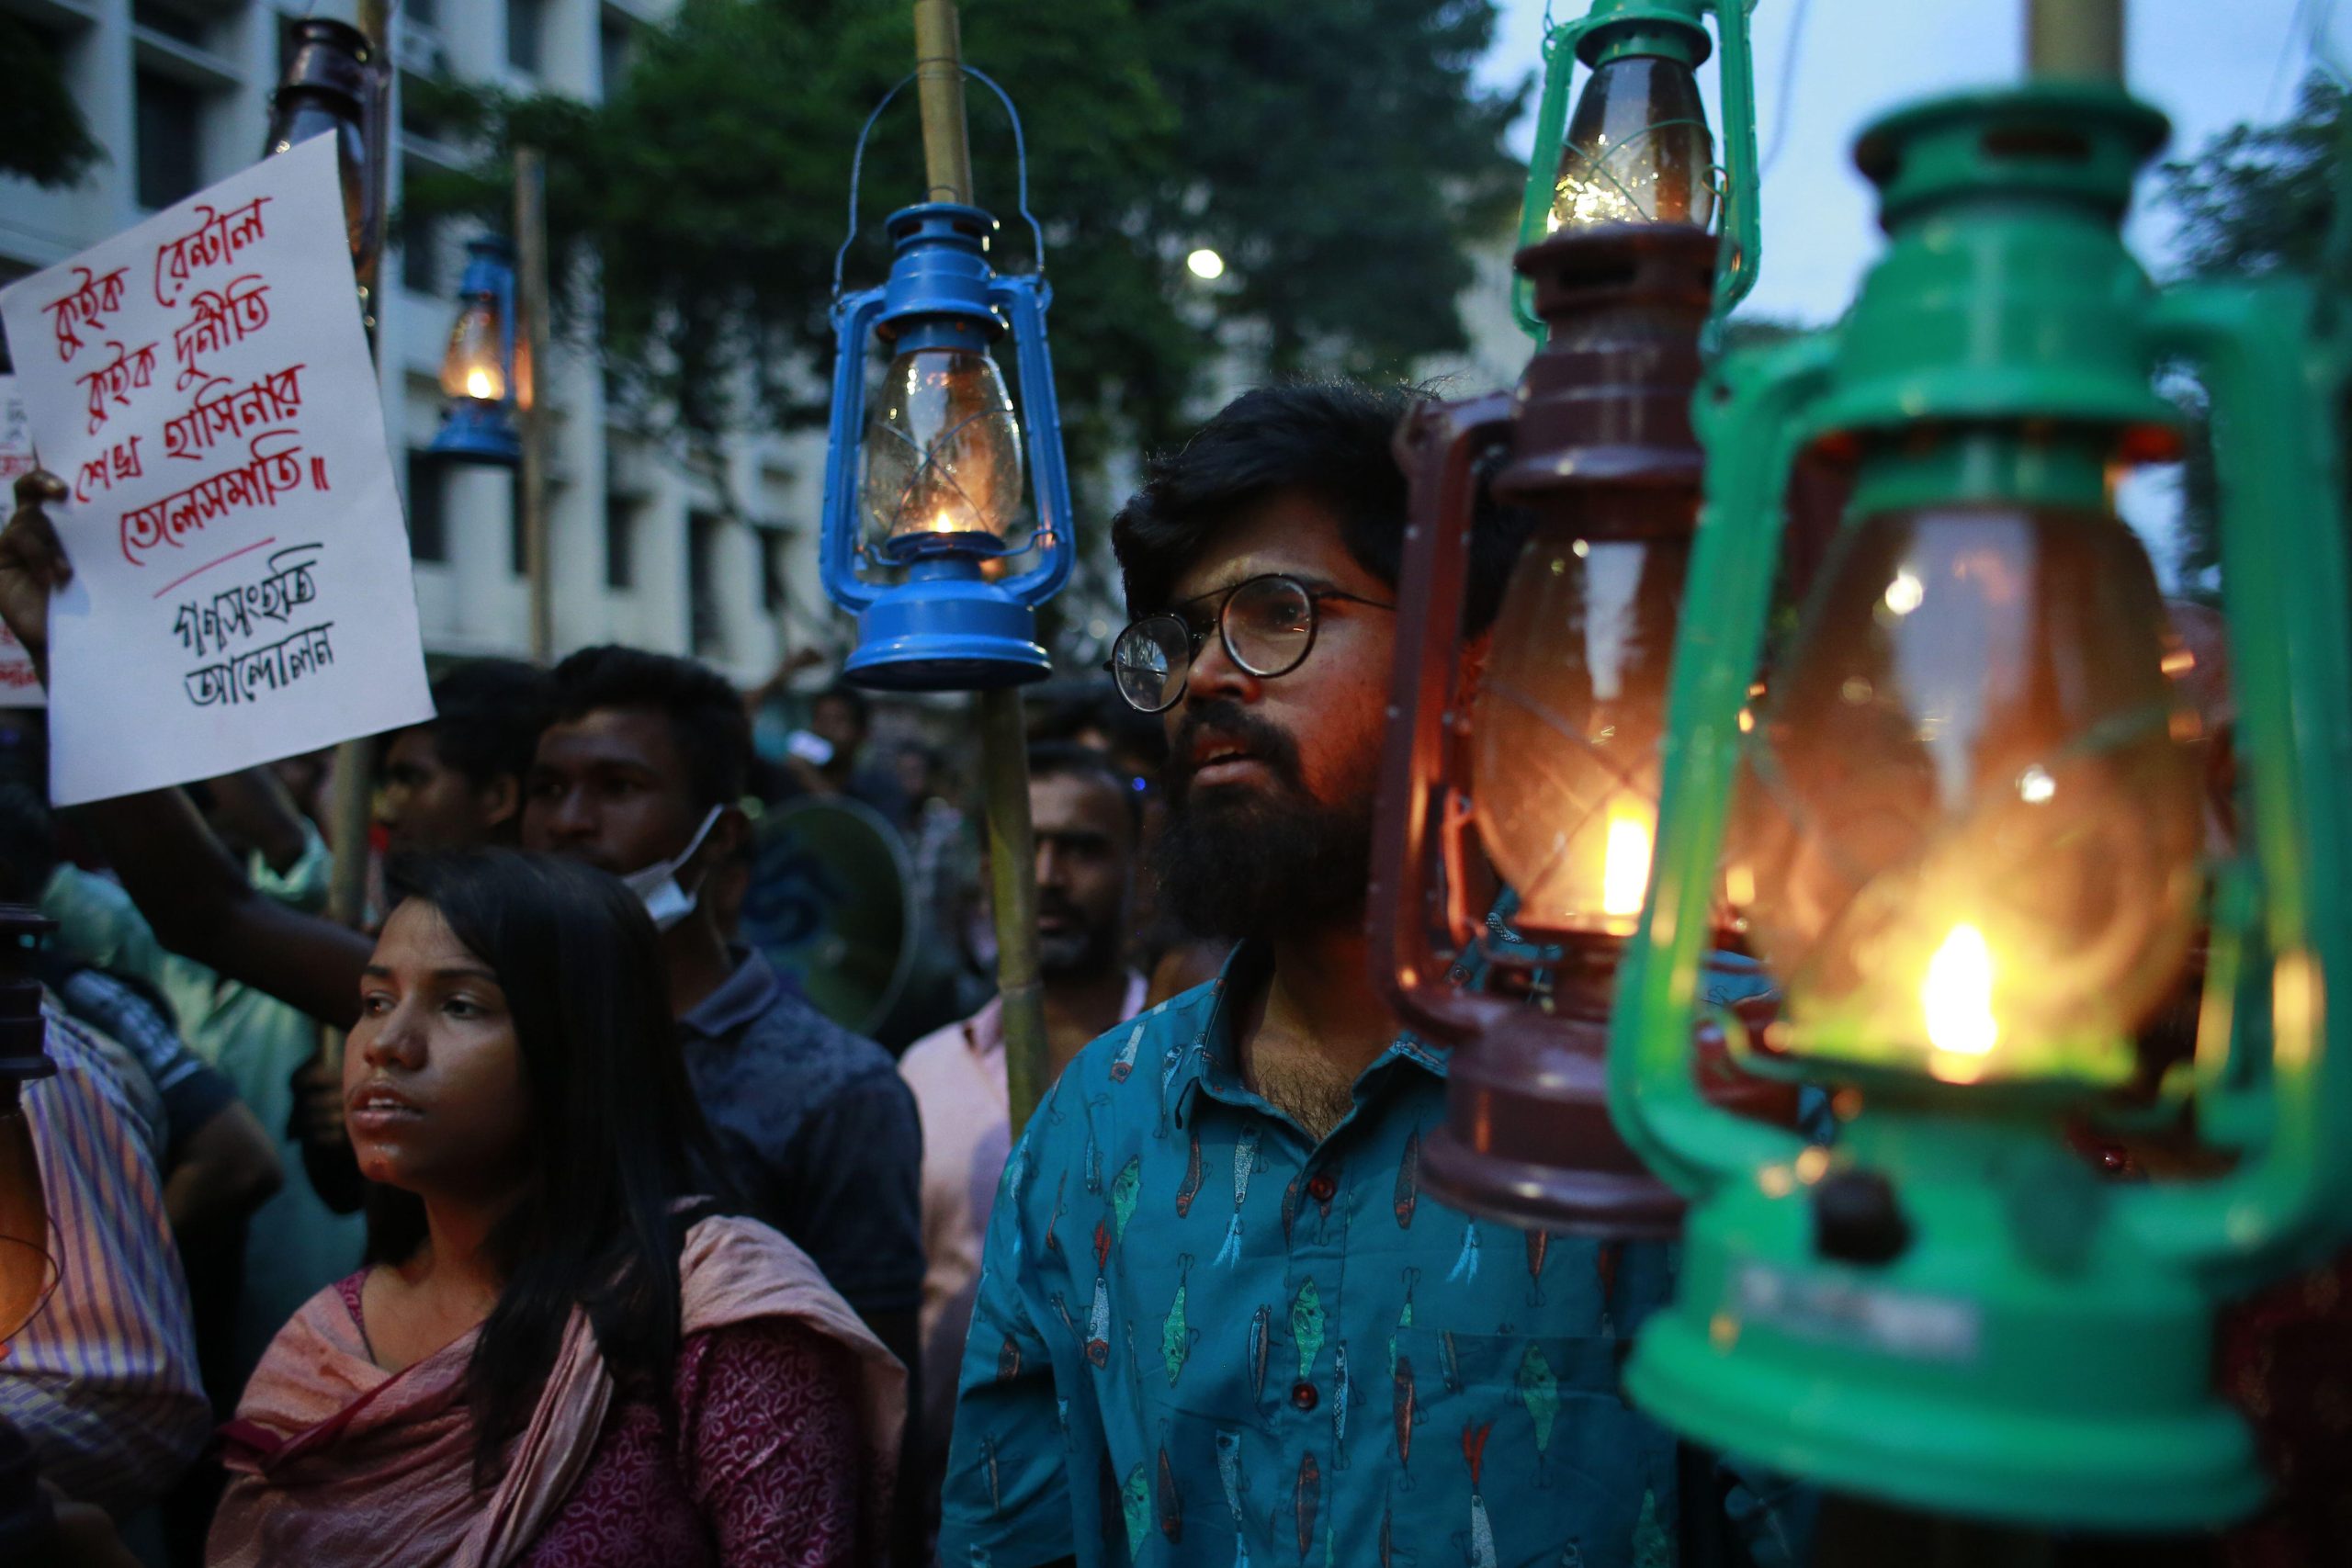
{"left": 4, "top": 0, "right": 1522, "bottom": 688}
{"left": 2, "top": 0, "right": 838, "bottom": 684}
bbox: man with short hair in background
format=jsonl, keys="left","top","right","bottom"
{"left": 900, "top": 741, "right": 1148, "bottom": 1464}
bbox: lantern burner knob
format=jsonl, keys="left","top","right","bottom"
{"left": 1812, "top": 1168, "right": 1911, "bottom": 1266}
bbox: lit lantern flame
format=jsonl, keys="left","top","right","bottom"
{"left": 1601, "top": 810, "right": 1655, "bottom": 919}
{"left": 464, "top": 367, "right": 497, "bottom": 400}
{"left": 1923, "top": 922, "right": 1998, "bottom": 1058}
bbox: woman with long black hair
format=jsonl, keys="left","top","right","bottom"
{"left": 208, "top": 852, "right": 900, "bottom": 1567}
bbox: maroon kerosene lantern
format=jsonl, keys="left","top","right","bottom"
{"left": 1371, "top": 223, "right": 1793, "bottom": 1236}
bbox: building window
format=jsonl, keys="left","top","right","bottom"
{"left": 510, "top": 473, "right": 529, "bottom": 577}
{"left": 405, "top": 451, "right": 447, "bottom": 563}
{"left": 407, "top": 0, "right": 440, "bottom": 25}
{"left": 688, "top": 512, "right": 726, "bottom": 657}
{"left": 134, "top": 2, "right": 209, "bottom": 48}
{"left": 400, "top": 202, "right": 439, "bottom": 295}
{"left": 605, "top": 493, "right": 638, "bottom": 589}
{"left": 507, "top": 0, "right": 546, "bottom": 75}
{"left": 599, "top": 16, "right": 634, "bottom": 94}
{"left": 134, "top": 71, "right": 203, "bottom": 210}
{"left": 760, "top": 529, "right": 789, "bottom": 615}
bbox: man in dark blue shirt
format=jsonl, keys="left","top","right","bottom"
{"left": 525, "top": 646, "right": 925, "bottom": 1363}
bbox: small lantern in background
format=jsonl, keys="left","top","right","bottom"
{"left": 1606, "top": 81, "right": 2352, "bottom": 1530}
{"left": 428, "top": 237, "right": 523, "bottom": 467}
{"left": 819, "top": 197, "right": 1075, "bottom": 690}
{"left": 0, "top": 908, "right": 59, "bottom": 1353}
{"left": 1513, "top": 0, "right": 1760, "bottom": 336}
{"left": 1370, "top": 222, "right": 1792, "bottom": 1237}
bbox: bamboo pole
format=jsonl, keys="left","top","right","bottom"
{"left": 322, "top": 0, "right": 395, "bottom": 938}
{"left": 515, "top": 145, "right": 553, "bottom": 664}
{"left": 2026, "top": 0, "right": 2123, "bottom": 81}
{"left": 910, "top": 0, "right": 1052, "bottom": 1135}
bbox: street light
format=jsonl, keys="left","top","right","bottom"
{"left": 1371, "top": 223, "right": 1793, "bottom": 1235}
{"left": 428, "top": 237, "right": 523, "bottom": 468}
{"left": 818, "top": 186, "right": 1075, "bottom": 689}
{"left": 1605, "top": 79, "right": 2352, "bottom": 1530}
{"left": 1514, "top": 0, "right": 1760, "bottom": 337}
{"left": 0, "top": 908, "right": 59, "bottom": 1354}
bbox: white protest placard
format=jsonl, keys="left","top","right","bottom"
{"left": 0, "top": 378, "right": 44, "bottom": 707}
{"left": 0, "top": 134, "right": 432, "bottom": 804}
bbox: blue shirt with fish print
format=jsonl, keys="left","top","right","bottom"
{"left": 940, "top": 942, "right": 1812, "bottom": 1568}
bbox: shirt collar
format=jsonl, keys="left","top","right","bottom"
{"left": 960, "top": 971, "right": 1150, "bottom": 1060}
{"left": 1171, "top": 942, "right": 1449, "bottom": 1127}
{"left": 678, "top": 945, "right": 782, "bottom": 1041}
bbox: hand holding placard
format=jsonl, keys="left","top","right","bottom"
{"left": 0, "top": 134, "right": 431, "bottom": 804}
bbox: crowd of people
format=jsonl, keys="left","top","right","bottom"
{"left": 0, "top": 378, "right": 2335, "bottom": 1567}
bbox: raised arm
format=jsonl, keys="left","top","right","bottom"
{"left": 3, "top": 474, "right": 370, "bottom": 1026}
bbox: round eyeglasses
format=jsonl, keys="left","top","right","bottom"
{"left": 1107, "top": 572, "right": 1397, "bottom": 714}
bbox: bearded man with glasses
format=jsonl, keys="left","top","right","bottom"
{"left": 940, "top": 382, "right": 1809, "bottom": 1568}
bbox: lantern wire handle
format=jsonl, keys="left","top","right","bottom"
{"left": 832, "top": 65, "right": 1048, "bottom": 302}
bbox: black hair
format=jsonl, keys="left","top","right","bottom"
{"left": 361, "top": 851, "right": 733, "bottom": 1489}
{"left": 548, "top": 645, "right": 751, "bottom": 811}
{"left": 1110, "top": 378, "right": 1524, "bottom": 635}
{"left": 1027, "top": 740, "right": 1144, "bottom": 837}
{"left": 0, "top": 784, "right": 57, "bottom": 905}
{"left": 1027, "top": 678, "right": 1170, "bottom": 771}
{"left": 811, "top": 682, "right": 870, "bottom": 730}
{"left": 425, "top": 660, "right": 556, "bottom": 793}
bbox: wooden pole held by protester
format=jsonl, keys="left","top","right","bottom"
{"left": 910, "top": 0, "right": 1052, "bottom": 1136}
{"left": 516, "top": 145, "right": 553, "bottom": 665}
{"left": 2026, "top": 0, "right": 2123, "bottom": 81}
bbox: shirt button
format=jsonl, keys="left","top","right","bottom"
{"left": 1306, "top": 1173, "right": 1337, "bottom": 1203}
{"left": 1290, "top": 1381, "right": 1318, "bottom": 1412}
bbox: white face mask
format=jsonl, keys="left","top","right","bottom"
{"left": 619, "top": 806, "right": 724, "bottom": 932}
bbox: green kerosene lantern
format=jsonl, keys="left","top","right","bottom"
{"left": 1513, "top": 0, "right": 1761, "bottom": 336}
{"left": 1603, "top": 79, "right": 2352, "bottom": 1529}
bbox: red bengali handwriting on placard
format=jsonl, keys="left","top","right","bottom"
{"left": 164, "top": 366, "right": 304, "bottom": 461}
{"left": 74, "top": 340, "right": 158, "bottom": 435}
{"left": 152, "top": 197, "right": 270, "bottom": 309}
{"left": 118, "top": 428, "right": 329, "bottom": 566}
{"left": 172, "top": 276, "right": 272, "bottom": 391}
{"left": 41, "top": 265, "right": 129, "bottom": 363}
{"left": 74, "top": 435, "right": 144, "bottom": 504}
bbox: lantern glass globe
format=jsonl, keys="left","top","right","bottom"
{"left": 1724, "top": 502, "right": 2204, "bottom": 1086}
{"left": 1550, "top": 54, "right": 1718, "bottom": 232}
{"left": 862, "top": 345, "right": 1025, "bottom": 547}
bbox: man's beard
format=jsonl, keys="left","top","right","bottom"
{"left": 1152, "top": 699, "right": 1374, "bottom": 942}
{"left": 1035, "top": 892, "right": 1122, "bottom": 978}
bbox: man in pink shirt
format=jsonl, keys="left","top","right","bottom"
{"left": 899, "top": 743, "right": 1149, "bottom": 1461}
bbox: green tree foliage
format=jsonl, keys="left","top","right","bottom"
{"left": 2, "top": 17, "right": 106, "bottom": 190}
{"left": 408, "top": 0, "right": 1523, "bottom": 480}
{"left": 2156, "top": 74, "right": 2345, "bottom": 588}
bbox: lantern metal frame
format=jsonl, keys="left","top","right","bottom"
{"left": 1514, "top": 0, "right": 1761, "bottom": 338}
{"left": 266, "top": 18, "right": 390, "bottom": 283}
{"left": 817, "top": 67, "right": 1075, "bottom": 693}
{"left": 427, "top": 236, "right": 523, "bottom": 468}
{"left": 1603, "top": 80, "right": 2352, "bottom": 1530}
{"left": 1371, "top": 223, "right": 1795, "bottom": 1239}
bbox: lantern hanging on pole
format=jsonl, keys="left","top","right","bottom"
{"left": 1512, "top": 0, "right": 1761, "bottom": 337}
{"left": 1371, "top": 222, "right": 1795, "bottom": 1237}
{"left": 817, "top": 73, "right": 1074, "bottom": 691}
{"left": 1605, "top": 78, "right": 2352, "bottom": 1531}
{"left": 0, "top": 908, "right": 61, "bottom": 1354}
{"left": 265, "top": 18, "right": 389, "bottom": 323}
{"left": 428, "top": 237, "right": 523, "bottom": 467}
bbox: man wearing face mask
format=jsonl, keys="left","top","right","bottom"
{"left": 525, "top": 646, "right": 925, "bottom": 1375}
{"left": 0, "top": 489, "right": 928, "bottom": 1393}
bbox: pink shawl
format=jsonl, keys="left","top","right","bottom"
{"left": 206, "top": 1214, "right": 905, "bottom": 1568}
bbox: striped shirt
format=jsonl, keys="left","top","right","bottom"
{"left": 0, "top": 1005, "right": 208, "bottom": 1514}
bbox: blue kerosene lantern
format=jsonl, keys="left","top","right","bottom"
{"left": 428, "top": 236, "right": 522, "bottom": 467}
{"left": 817, "top": 193, "right": 1074, "bottom": 690}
